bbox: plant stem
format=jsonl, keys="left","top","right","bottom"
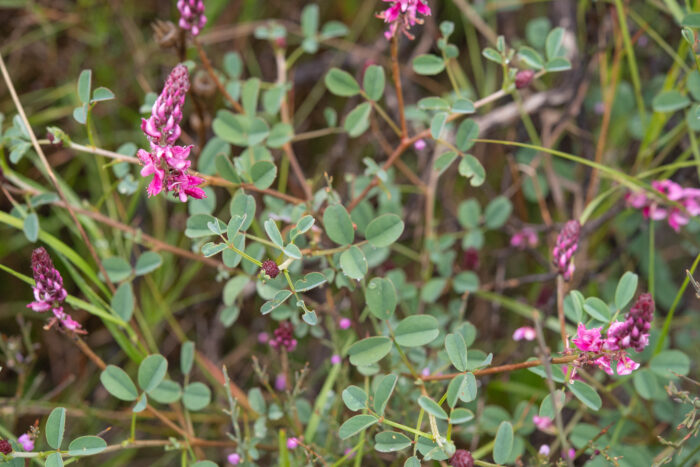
{"left": 390, "top": 34, "right": 407, "bottom": 139}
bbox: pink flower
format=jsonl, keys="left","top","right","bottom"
{"left": 552, "top": 220, "right": 580, "bottom": 281}
{"left": 270, "top": 322, "right": 297, "bottom": 352}
{"left": 414, "top": 139, "right": 426, "bottom": 150}
{"left": 421, "top": 367, "right": 431, "bottom": 377}
{"left": 339, "top": 318, "right": 352, "bottom": 330}
{"left": 177, "top": 0, "right": 207, "bottom": 37}
{"left": 512, "top": 326, "right": 536, "bottom": 341}
{"left": 287, "top": 437, "right": 299, "bottom": 450}
{"left": 377, "top": 0, "right": 431, "bottom": 40}
{"left": 227, "top": 453, "right": 241, "bottom": 465}
{"left": 17, "top": 434, "right": 33, "bottom": 452}
{"left": 257, "top": 332, "right": 269, "bottom": 344}
{"left": 274, "top": 374, "right": 286, "bottom": 391}
{"left": 539, "top": 444, "right": 550, "bottom": 456}
{"left": 627, "top": 179, "right": 700, "bottom": 232}
{"left": 572, "top": 323, "right": 602, "bottom": 352}
{"left": 533, "top": 415, "right": 552, "bottom": 431}
{"left": 331, "top": 354, "right": 342, "bottom": 365}
{"left": 595, "top": 354, "right": 639, "bottom": 376}
{"left": 510, "top": 228, "right": 538, "bottom": 249}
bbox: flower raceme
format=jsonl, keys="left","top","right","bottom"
{"left": 571, "top": 294, "right": 653, "bottom": 377}
{"left": 377, "top": 0, "right": 431, "bottom": 40}
{"left": 137, "top": 64, "right": 205, "bottom": 202}
{"left": 177, "top": 0, "right": 207, "bottom": 37}
{"left": 625, "top": 179, "right": 700, "bottom": 231}
{"left": 552, "top": 220, "right": 580, "bottom": 281}
{"left": 27, "top": 247, "right": 82, "bottom": 332}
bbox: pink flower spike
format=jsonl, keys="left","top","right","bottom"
{"left": 512, "top": 326, "right": 536, "bottom": 341}
{"left": 18, "top": 434, "right": 34, "bottom": 452}
{"left": 533, "top": 415, "right": 552, "bottom": 431}
{"left": 287, "top": 437, "right": 299, "bottom": 450}
{"left": 572, "top": 323, "right": 602, "bottom": 352}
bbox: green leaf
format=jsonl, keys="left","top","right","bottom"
{"left": 366, "top": 277, "right": 397, "bottom": 319}
{"left": 344, "top": 102, "right": 372, "bottom": 137}
{"left": 394, "top": 315, "right": 439, "bottom": 347}
{"left": 633, "top": 369, "right": 664, "bottom": 400}
{"left": 202, "top": 242, "right": 226, "bottom": 257}
{"left": 682, "top": 12, "right": 700, "bottom": 27}
{"left": 450, "top": 407, "right": 474, "bottom": 424}
{"left": 340, "top": 246, "right": 368, "bottom": 280}
{"left": 458, "top": 154, "right": 486, "bottom": 186}
{"left": 73, "top": 104, "right": 88, "bottom": 124}
{"left": 133, "top": 393, "right": 148, "bottom": 412}
{"left": 539, "top": 389, "right": 565, "bottom": 419}
{"left": 650, "top": 350, "right": 690, "bottom": 379}
{"left": 445, "top": 333, "right": 468, "bottom": 372}
{"left": 363, "top": 65, "right": 385, "bottom": 101}
{"left": 91, "top": 87, "right": 115, "bottom": 103}
{"left": 484, "top": 196, "right": 512, "bottom": 229}
{"left": 518, "top": 46, "right": 544, "bottom": 69}
{"left": 134, "top": 251, "right": 162, "bottom": 275}
{"left": 77, "top": 69, "right": 92, "bottom": 104}
{"left": 455, "top": 119, "right": 479, "bottom": 151}
{"left": 419, "top": 97, "right": 450, "bottom": 111}
{"left": 447, "top": 374, "right": 467, "bottom": 408}
{"left": 23, "top": 213, "right": 39, "bottom": 242}
{"left": 430, "top": 111, "right": 448, "bottom": 139}
{"left": 45, "top": 453, "right": 64, "bottom": 467}
{"left": 185, "top": 214, "right": 217, "bottom": 238}
{"left": 417, "top": 395, "right": 448, "bottom": 420}
{"left": 111, "top": 282, "right": 134, "bottom": 322}
{"left": 241, "top": 78, "right": 260, "bottom": 115}
{"left": 67, "top": 436, "right": 107, "bottom": 456}
{"left": 347, "top": 336, "right": 393, "bottom": 366}
{"left": 458, "top": 373, "right": 478, "bottom": 403}
{"left": 325, "top": 68, "right": 361, "bottom": 96}
{"left": 267, "top": 122, "right": 293, "bottom": 148}
{"left": 45, "top": 407, "right": 66, "bottom": 450}
{"left": 138, "top": 354, "right": 168, "bottom": 392}
{"left": 294, "top": 272, "right": 327, "bottom": 292}
{"left": 212, "top": 111, "right": 269, "bottom": 147}
{"left": 434, "top": 151, "right": 458, "bottom": 175}
{"left": 493, "top": 421, "right": 514, "bottom": 464}
{"left": 421, "top": 278, "right": 446, "bottom": 302}
{"left": 148, "top": 379, "right": 182, "bottom": 404}
{"left": 191, "top": 462, "right": 218, "bottom": 467}
{"left": 545, "top": 27, "right": 566, "bottom": 60}
{"left": 544, "top": 57, "right": 571, "bottom": 72}
{"left": 373, "top": 374, "right": 398, "bottom": 415}
{"left": 453, "top": 271, "right": 479, "bottom": 294}
{"left": 583, "top": 297, "right": 611, "bottom": 321}
{"left": 568, "top": 380, "right": 602, "bottom": 410}
{"left": 482, "top": 47, "right": 503, "bottom": 64}
{"left": 338, "top": 414, "right": 378, "bottom": 439}
{"left": 374, "top": 431, "right": 412, "bottom": 452}
{"left": 250, "top": 161, "right": 277, "bottom": 189}
{"left": 102, "top": 256, "right": 132, "bottom": 282}
{"left": 100, "top": 365, "right": 139, "bottom": 401}
{"left": 457, "top": 199, "right": 481, "bottom": 228}
{"left": 614, "top": 272, "right": 638, "bottom": 310}
{"left": 183, "top": 382, "right": 211, "bottom": 411}
{"left": 452, "top": 98, "right": 475, "bottom": 114}
{"left": 365, "top": 214, "right": 404, "bottom": 247}
{"left": 260, "top": 290, "right": 293, "bottom": 314}
{"left": 223, "top": 275, "right": 249, "bottom": 306}
{"left": 412, "top": 54, "right": 445, "bottom": 75}
{"left": 652, "top": 91, "right": 690, "bottom": 113}
{"left": 320, "top": 21, "right": 349, "bottom": 39}
{"left": 342, "top": 385, "right": 368, "bottom": 411}
{"left": 404, "top": 457, "right": 421, "bottom": 467}
{"left": 301, "top": 3, "right": 319, "bottom": 36}
{"left": 324, "top": 204, "right": 354, "bottom": 245}
{"left": 264, "top": 219, "right": 284, "bottom": 247}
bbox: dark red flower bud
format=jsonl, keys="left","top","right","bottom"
{"left": 261, "top": 260, "right": 280, "bottom": 279}
{"left": 515, "top": 69, "right": 535, "bottom": 89}
{"left": 0, "top": 439, "right": 12, "bottom": 455}
{"left": 462, "top": 248, "right": 480, "bottom": 270}
{"left": 449, "top": 449, "right": 474, "bottom": 467}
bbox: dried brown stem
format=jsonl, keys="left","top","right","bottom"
{"left": 193, "top": 39, "right": 245, "bottom": 114}
{"left": 391, "top": 34, "right": 408, "bottom": 139}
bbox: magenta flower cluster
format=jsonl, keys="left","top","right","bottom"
{"left": 27, "top": 247, "right": 81, "bottom": 331}
{"left": 626, "top": 179, "right": 700, "bottom": 231}
{"left": 377, "top": 0, "right": 431, "bottom": 40}
{"left": 138, "top": 64, "right": 206, "bottom": 202}
{"left": 177, "top": 0, "right": 207, "bottom": 37}
{"left": 510, "top": 227, "right": 538, "bottom": 249}
{"left": 552, "top": 220, "right": 580, "bottom": 281}
{"left": 269, "top": 321, "right": 297, "bottom": 352}
{"left": 572, "top": 294, "right": 654, "bottom": 377}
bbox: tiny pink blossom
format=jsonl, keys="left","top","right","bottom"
{"left": 414, "top": 139, "right": 426, "bottom": 150}
{"left": 18, "top": 434, "right": 33, "bottom": 452}
{"left": 257, "top": 332, "right": 269, "bottom": 344}
{"left": 421, "top": 367, "right": 430, "bottom": 377}
{"left": 344, "top": 447, "right": 356, "bottom": 459}
{"left": 227, "top": 453, "right": 241, "bottom": 465}
{"left": 274, "top": 374, "right": 286, "bottom": 391}
{"left": 331, "top": 354, "right": 342, "bottom": 365}
{"left": 287, "top": 437, "right": 299, "bottom": 449}
{"left": 510, "top": 228, "right": 538, "bottom": 249}
{"left": 339, "top": 318, "right": 352, "bottom": 330}
{"left": 533, "top": 415, "right": 552, "bottom": 431}
{"left": 512, "top": 326, "right": 536, "bottom": 341}
{"left": 595, "top": 354, "right": 639, "bottom": 376}
{"left": 177, "top": 0, "right": 207, "bottom": 37}
{"left": 539, "top": 444, "right": 550, "bottom": 456}
{"left": 567, "top": 448, "right": 576, "bottom": 459}
{"left": 572, "top": 323, "right": 602, "bottom": 352}
{"left": 377, "top": 0, "right": 431, "bottom": 40}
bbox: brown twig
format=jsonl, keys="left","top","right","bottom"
{"left": 0, "top": 53, "right": 117, "bottom": 294}
{"left": 391, "top": 34, "right": 408, "bottom": 139}
{"left": 193, "top": 38, "right": 245, "bottom": 114}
